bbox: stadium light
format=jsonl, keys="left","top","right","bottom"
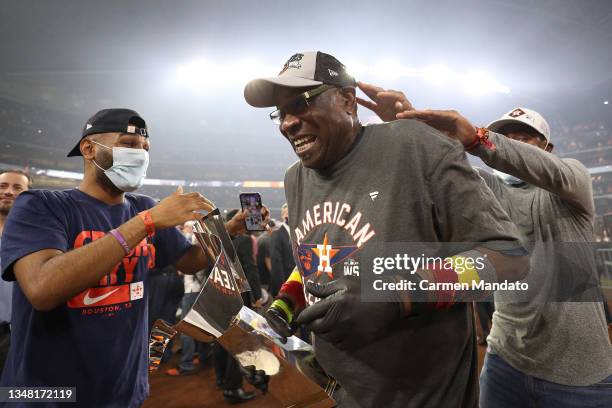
{"left": 175, "top": 59, "right": 213, "bottom": 87}
{"left": 463, "top": 70, "right": 510, "bottom": 95}
{"left": 344, "top": 60, "right": 369, "bottom": 79}
{"left": 174, "top": 57, "right": 276, "bottom": 90}
{"left": 173, "top": 57, "right": 510, "bottom": 95}
{"left": 421, "top": 64, "right": 455, "bottom": 86}
{"left": 371, "top": 58, "right": 407, "bottom": 80}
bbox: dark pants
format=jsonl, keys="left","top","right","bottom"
{"left": 148, "top": 270, "right": 183, "bottom": 330}
{"left": 480, "top": 352, "right": 612, "bottom": 408}
{"left": 178, "top": 292, "right": 210, "bottom": 371}
{"left": 476, "top": 301, "right": 495, "bottom": 338}
{"left": 148, "top": 269, "right": 183, "bottom": 363}
{"left": 0, "top": 324, "right": 9, "bottom": 377}
{"left": 213, "top": 343, "right": 242, "bottom": 391}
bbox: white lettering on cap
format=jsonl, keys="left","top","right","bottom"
{"left": 86, "top": 124, "right": 93, "bottom": 129}
{"left": 127, "top": 125, "right": 136, "bottom": 133}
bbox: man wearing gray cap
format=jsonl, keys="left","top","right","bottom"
{"left": 244, "top": 52, "right": 530, "bottom": 407}
{"left": 372, "top": 103, "right": 612, "bottom": 407}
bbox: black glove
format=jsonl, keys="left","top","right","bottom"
{"left": 264, "top": 306, "right": 295, "bottom": 344}
{"left": 294, "top": 276, "right": 401, "bottom": 349}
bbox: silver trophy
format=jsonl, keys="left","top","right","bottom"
{"left": 149, "top": 209, "right": 335, "bottom": 408}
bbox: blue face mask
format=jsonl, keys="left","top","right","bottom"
{"left": 92, "top": 141, "right": 149, "bottom": 192}
{"left": 492, "top": 169, "right": 525, "bottom": 186}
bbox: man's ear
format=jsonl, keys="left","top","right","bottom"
{"left": 545, "top": 142, "right": 554, "bottom": 153}
{"left": 80, "top": 138, "right": 96, "bottom": 160}
{"left": 338, "top": 87, "right": 357, "bottom": 114}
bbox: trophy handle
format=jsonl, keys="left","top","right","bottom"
{"left": 197, "top": 208, "right": 251, "bottom": 293}
{"left": 148, "top": 319, "right": 178, "bottom": 372}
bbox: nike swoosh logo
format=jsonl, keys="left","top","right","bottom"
{"left": 83, "top": 288, "right": 120, "bottom": 306}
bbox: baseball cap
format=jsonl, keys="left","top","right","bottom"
{"left": 487, "top": 107, "right": 551, "bottom": 142}
{"left": 244, "top": 51, "right": 356, "bottom": 108}
{"left": 67, "top": 108, "right": 148, "bottom": 157}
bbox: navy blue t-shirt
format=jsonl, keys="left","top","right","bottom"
{"left": 0, "top": 189, "right": 191, "bottom": 408}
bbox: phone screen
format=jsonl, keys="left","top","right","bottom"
{"left": 239, "top": 193, "right": 265, "bottom": 231}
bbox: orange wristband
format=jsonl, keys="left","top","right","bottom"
{"left": 465, "top": 127, "right": 496, "bottom": 152}
{"left": 139, "top": 210, "right": 156, "bottom": 237}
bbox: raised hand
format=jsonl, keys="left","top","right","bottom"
{"left": 149, "top": 185, "right": 215, "bottom": 229}
{"left": 356, "top": 81, "right": 414, "bottom": 122}
{"left": 225, "top": 209, "right": 248, "bottom": 237}
{"left": 224, "top": 205, "right": 271, "bottom": 237}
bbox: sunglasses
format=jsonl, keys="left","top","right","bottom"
{"left": 269, "top": 84, "right": 335, "bottom": 125}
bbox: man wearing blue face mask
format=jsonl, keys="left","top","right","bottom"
{"left": 0, "top": 109, "right": 253, "bottom": 408}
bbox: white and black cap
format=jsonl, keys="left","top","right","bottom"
{"left": 244, "top": 51, "right": 356, "bottom": 108}
{"left": 487, "top": 107, "right": 551, "bottom": 142}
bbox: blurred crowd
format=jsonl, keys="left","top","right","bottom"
{"left": 555, "top": 122, "right": 612, "bottom": 167}
{"left": 0, "top": 98, "right": 289, "bottom": 181}
{"left": 1, "top": 96, "right": 611, "bottom": 221}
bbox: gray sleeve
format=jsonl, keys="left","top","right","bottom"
{"left": 428, "top": 145, "right": 523, "bottom": 248}
{"left": 471, "top": 132, "right": 594, "bottom": 216}
{"left": 474, "top": 166, "right": 500, "bottom": 190}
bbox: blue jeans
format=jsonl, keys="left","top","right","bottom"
{"left": 480, "top": 352, "right": 612, "bottom": 408}
{"left": 178, "top": 292, "right": 204, "bottom": 371}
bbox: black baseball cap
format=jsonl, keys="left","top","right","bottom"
{"left": 244, "top": 51, "right": 356, "bottom": 107}
{"left": 67, "top": 108, "right": 148, "bottom": 157}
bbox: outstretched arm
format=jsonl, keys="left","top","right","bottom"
{"left": 357, "top": 84, "right": 594, "bottom": 216}
{"left": 397, "top": 109, "right": 594, "bottom": 216}
{"left": 10, "top": 187, "right": 215, "bottom": 311}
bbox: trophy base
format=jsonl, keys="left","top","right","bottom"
{"left": 218, "top": 323, "right": 335, "bottom": 408}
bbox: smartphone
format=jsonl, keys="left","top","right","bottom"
{"left": 239, "top": 192, "right": 265, "bottom": 231}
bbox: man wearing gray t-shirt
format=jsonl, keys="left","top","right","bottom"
{"left": 386, "top": 100, "right": 612, "bottom": 407}
{"left": 244, "top": 51, "right": 530, "bottom": 407}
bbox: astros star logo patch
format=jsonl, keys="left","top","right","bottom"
{"left": 296, "top": 233, "right": 359, "bottom": 279}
